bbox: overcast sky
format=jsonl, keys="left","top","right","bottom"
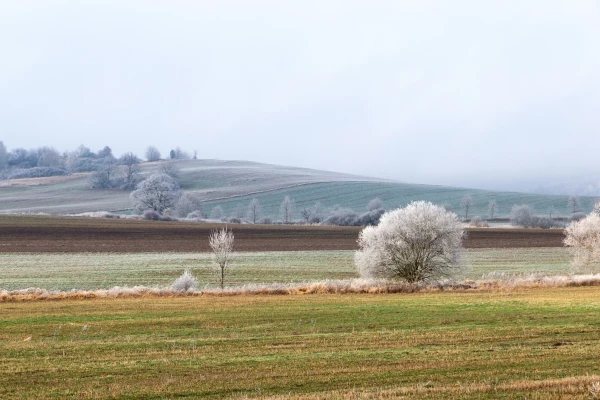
{"left": 1, "top": 1, "right": 599, "bottom": 192}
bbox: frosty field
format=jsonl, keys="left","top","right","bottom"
{"left": 0, "top": 248, "right": 572, "bottom": 291}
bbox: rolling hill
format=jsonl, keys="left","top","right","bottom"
{"left": 0, "top": 159, "right": 594, "bottom": 219}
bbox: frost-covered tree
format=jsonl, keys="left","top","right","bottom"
{"left": 488, "top": 200, "right": 497, "bottom": 220}
{"left": 280, "top": 196, "right": 295, "bottom": 224}
{"left": 176, "top": 192, "right": 203, "bottom": 217}
{"left": 565, "top": 213, "right": 600, "bottom": 272}
{"left": 209, "top": 227, "right": 234, "bottom": 289}
{"left": 355, "top": 201, "right": 464, "bottom": 283}
{"left": 119, "top": 152, "right": 141, "bottom": 190}
{"left": 367, "top": 197, "right": 384, "bottom": 211}
{"left": 510, "top": 204, "right": 533, "bottom": 227}
{"left": 37, "top": 147, "right": 62, "bottom": 167}
{"left": 130, "top": 173, "right": 181, "bottom": 214}
{"left": 460, "top": 195, "right": 472, "bottom": 221}
{"left": 0, "top": 141, "right": 8, "bottom": 170}
{"left": 97, "top": 146, "right": 113, "bottom": 159}
{"left": 145, "top": 146, "right": 161, "bottom": 162}
{"left": 246, "top": 198, "right": 262, "bottom": 224}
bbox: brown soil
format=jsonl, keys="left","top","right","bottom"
{"left": 0, "top": 215, "right": 566, "bottom": 253}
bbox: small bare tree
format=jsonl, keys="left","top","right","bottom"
{"left": 209, "top": 227, "right": 234, "bottom": 289}
{"left": 280, "top": 196, "right": 295, "bottom": 224}
{"left": 300, "top": 207, "right": 312, "bottom": 223}
{"left": 487, "top": 200, "right": 497, "bottom": 220}
{"left": 568, "top": 195, "right": 581, "bottom": 214}
{"left": 246, "top": 198, "right": 262, "bottom": 224}
{"left": 119, "top": 152, "right": 141, "bottom": 190}
{"left": 460, "top": 195, "right": 472, "bottom": 221}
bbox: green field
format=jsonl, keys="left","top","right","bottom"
{"left": 0, "top": 159, "right": 594, "bottom": 218}
{"left": 0, "top": 248, "right": 572, "bottom": 291}
{"left": 2, "top": 288, "right": 600, "bottom": 399}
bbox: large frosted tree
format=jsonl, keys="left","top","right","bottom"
{"left": 130, "top": 173, "right": 180, "bottom": 214}
{"left": 355, "top": 201, "right": 464, "bottom": 283}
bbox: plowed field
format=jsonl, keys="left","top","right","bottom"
{"left": 0, "top": 215, "right": 565, "bottom": 253}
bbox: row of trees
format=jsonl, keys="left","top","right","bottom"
{"left": 174, "top": 200, "right": 600, "bottom": 289}
{"left": 0, "top": 141, "right": 194, "bottom": 179}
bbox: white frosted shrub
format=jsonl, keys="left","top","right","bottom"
{"left": 565, "top": 213, "right": 600, "bottom": 272}
{"left": 171, "top": 269, "right": 199, "bottom": 292}
{"left": 355, "top": 201, "right": 464, "bottom": 283}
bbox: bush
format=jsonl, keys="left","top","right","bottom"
{"left": 510, "top": 205, "right": 559, "bottom": 228}
{"left": 143, "top": 210, "right": 161, "bottom": 220}
{"left": 186, "top": 211, "right": 204, "bottom": 219}
{"left": 8, "top": 167, "right": 68, "bottom": 179}
{"left": 470, "top": 216, "right": 488, "bottom": 227}
{"left": 355, "top": 201, "right": 464, "bottom": 283}
{"left": 323, "top": 208, "right": 359, "bottom": 226}
{"left": 228, "top": 217, "right": 242, "bottom": 224}
{"left": 259, "top": 217, "right": 272, "bottom": 224}
{"left": 171, "top": 269, "right": 199, "bottom": 292}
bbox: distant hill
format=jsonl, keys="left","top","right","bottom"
{"left": 0, "top": 159, "right": 595, "bottom": 218}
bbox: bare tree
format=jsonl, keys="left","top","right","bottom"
{"left": 246, "top": 198, "right": 262, "bottom": 224}
{"left": 160, "top": 161, "right": 180, "bottom": 180}
{"left": 0, "top": 141, "right": 8, "bottom": 170}
{"left": 130, "top": 173, "right": 181, "bottom": 214}
{"left": 300, "top": 207, "right": 312, "bottom": 223}
{"left": 209, "top": 227, "right": 234, "bottom": 289}
{"left": 309, "top": 201, "right": 325, "bottom": 223}
{"left": 119, "top": 152, "right": 141, "bottom": 190}
{"left": 487, "top": 200, "right": 497, "bottom": 220}
{"left": 145, "top": 146, "right": 161, "bottom": 162}
{"left": 568, "top": 195, "right": 581, "bottom": 214}
{"left": 280, "top": 196, "right": 295, "bottom": 224}
{"left": 460, "top": 195, "right": 472, "bottom": 221}
{"left": 355, "top": 201, "right": 464, "bottom": 283}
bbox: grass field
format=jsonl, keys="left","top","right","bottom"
{"left": 0, "top": 159, "right": 594, "bottom": 217}
{"left": 2, "top": 287, "right": 600, "bottom": 399}
{"left": 0, "top": 248, "right": 572, "bottom": 291}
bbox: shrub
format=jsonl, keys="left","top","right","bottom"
{"left": 259, "top": 217, "right": 272, "bottom": 224}
{"left": 355, "top": 201, "right": 464, "bottom": 283}
{"left": 143, "top": 210, "right": 161, "bottom": 220}
{"left": 9, "top": 167, "right": 68, "bottom": 179}
{"left": 171, "top": 269, "right": 199, "bottom": 292}
{"left": 470, "top": 216, "right": 488, "bottom": 227}
{"left": 323, "top": 208, "right": 359, "bottom": 226}
{"left": 186, "top": 211, "right": 204, "bottom": 219}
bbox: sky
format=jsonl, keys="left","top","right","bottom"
{"left": 1, "top": 1, "right": 599, "bottom": 193}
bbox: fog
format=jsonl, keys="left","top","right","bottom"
{"left": 1, "top": 1, "right": 599, "bottom": 193}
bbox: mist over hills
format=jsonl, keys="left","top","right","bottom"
{"left": 0, "top": 158, "right": 595, "bottom": 220}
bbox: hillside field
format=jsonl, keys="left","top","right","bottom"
{"left": 0, "top": 159, "right": 594, "bottom": 218}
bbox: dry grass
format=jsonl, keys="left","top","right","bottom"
{"left": 3, "top": 274, "right": 600, "bottom": 302}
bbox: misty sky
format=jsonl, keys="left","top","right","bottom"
{"left": 1, "top": 1, "right": 599, "bottom": 192}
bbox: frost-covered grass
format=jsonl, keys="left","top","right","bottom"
{"left": 0, "top": 248, "right": 573, "bottom": 291}
{"left": 2, "top": 287, "right": 600, "bottom": 398}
